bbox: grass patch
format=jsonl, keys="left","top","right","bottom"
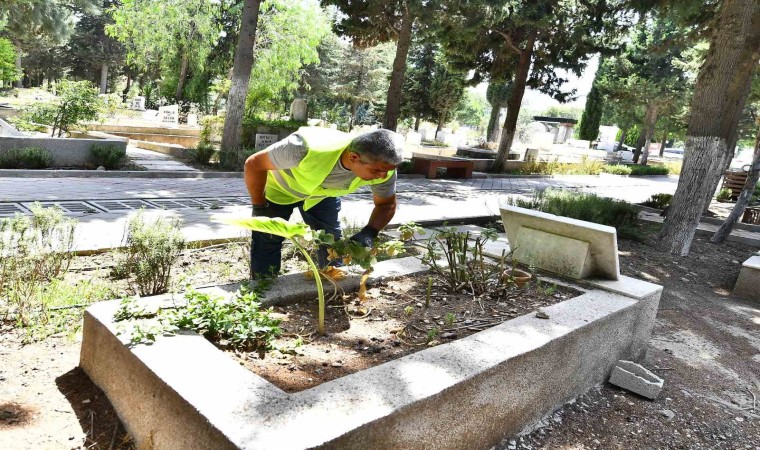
{"left": 507, "top": 189, "right": 642, "bottom": 240}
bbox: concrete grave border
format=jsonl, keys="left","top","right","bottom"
{"left": 733, "top": 250, "right": 760, "bottom": 302}
{"left": 80, "top": 257, "right": 661, "bottom": 450}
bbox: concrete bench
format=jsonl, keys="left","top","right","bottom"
{"left": 734, "top": 251, "right": 760, "bottom": 302}
{"left": 412, "top": 155, "right": 474, "bottom": 179}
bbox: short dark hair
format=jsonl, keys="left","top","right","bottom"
{"left": 348, "top": 129, "right": 404, "bottom": 165}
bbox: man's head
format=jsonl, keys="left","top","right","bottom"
{"left": 345, "top": 129, "right": 404, "bottom": 181}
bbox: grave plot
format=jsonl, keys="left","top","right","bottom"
{"left": 80, "top": 214, "right": 662, "bottom": 450}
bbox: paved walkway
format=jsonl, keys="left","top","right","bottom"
{"left": 0, "top": 174, "right": 686, "bottom": 251}
{"left": 127, "top": 145, "right": 199, "bottom": 172}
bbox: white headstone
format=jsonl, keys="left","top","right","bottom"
{"left": 531, "top": 132, "right": 555, "bottom": 151}
{"left": 255, "top": 133, "right": 279, "bottom": 150}
{"left": 290, "top": 98, "right": 307, "bottom": 122}
{"left": 130, "top": 96, "right": 146, "bottom": 111}
{"left": 159, "top": 105, "right": 179, "bottom": 127}
{"left": 405, "top": 131, "right": 421, "bottom": 146}
{"left": 187, "top": 113, "right": 198, "bottom": 127}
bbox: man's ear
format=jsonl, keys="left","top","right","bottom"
{"left": 348, "top": 151, "right": 362, "bottom": 164}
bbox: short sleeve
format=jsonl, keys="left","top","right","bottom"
{"left": 370, "top": 171, "right": 397, "bottom": 198}
{"left": 267, "top": 133, "right": 308, "bottom": 169}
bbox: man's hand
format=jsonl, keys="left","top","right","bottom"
{"left": 252, "top": 202, "right": 276, "bottom": 217}
{"left": 350, "top": 225, "right": 379, "bottom": 247}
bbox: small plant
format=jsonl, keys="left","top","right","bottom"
{"left": 601, "top": 164, "right": 632, "bottom": 175}
{"left": 404, "top": 305, "right": 414, "bottom": 316}
{"left": 116, "top": 211, "right": 186, "bottom": 296}
{"left": 0, "top": 147, "right": 53, "bottom": 169}
{"left": 716, "top": 188, "right": 733, "bottom": 202}
{"left": 641, "top": 193, "right": 673, "bottom": 209}
{"left": 190, "top": 141, "right": 217, "bottom": 164}
{"left": 427, "top": 327, "right": 439, "bottom": 342}
{"left": 90, "top": 144, "right": 126, "bottom": 169}
{"left": 444, "top": 312, "right": 456, "bottom": 327}
{"left": 0, "top": 204, "right": 76, "bottom": 327}
{"left": 397, "top": 221, "right": 425, "bottom": 241}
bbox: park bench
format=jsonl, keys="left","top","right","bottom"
{"left": 411, "top": 154, "right": 474, "bottom": 179}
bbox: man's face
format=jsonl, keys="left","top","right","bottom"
{"left": 348, "top": 152, "right": 397, "bottom": 181}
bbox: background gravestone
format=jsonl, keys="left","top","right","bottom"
{"left": 130, "top": 96, "right": 146, "bottom": 111}
{"left": 290, "top": 98, "right": 307, "bottom": 122}
{"left": 255, "top": 133, "right": 279, "bottom": 150}
{"left": 158, "top": 105, "right": 179, "bottom": 127}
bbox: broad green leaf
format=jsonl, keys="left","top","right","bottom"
{"left": 224, "top": 217, "right": 313, "bottom": 240}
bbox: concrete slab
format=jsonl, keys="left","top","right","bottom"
{"left": 608, "top": 360, "right": 664, "bottom": 400}
{"left": 733, "top": 255, "right": 760, "bottom": 301}
{"left": 500, "top": 205, "right": 619, "bottom": 280}
{"left": 81, "top": 258, "right": 662, "bottom": 450}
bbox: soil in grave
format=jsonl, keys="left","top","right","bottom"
{"left": 230, "top": 273, "right": 581, "bottom": 393}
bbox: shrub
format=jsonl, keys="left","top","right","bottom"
{"left": 190, "top": 141, "right": 217, "bottom": 164}
{"left": 629, "top": 164, "right": 669, "bottom": 176}
{"left": 90, "top": 144, "right": 126, "bottom": 169}
{"left": 51, "top": 80, "right": 101, "bottom": 137}
{"left": 507, "top": 189, "right": 642, "bottom": 240}
{"left": 0, "top": 147, "right": 53, "bottom": 169}
{"left": 716, "top": 188, "right": 733, "bottom": 202}
{"left": 641, "top": 193, "right": 673, "bottom": 209}
{"left": 517, "top": 157, "right": 605, "bottom": 175}
{"left": 116, "top": 211, "right": 186, "bottom": 296}
{"left": 0, "top": 204, "right": 77, "bottom": 327}
{"left": 601, "top": 164, "right": 632, "bottom": 175}
{"left": 397, "top": 160, "right": 413, "bottom": 174}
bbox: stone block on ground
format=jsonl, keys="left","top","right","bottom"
{"left": 608, "top": 360, "right": 664, "bottom": 400}
{"left": 733, "top": 254, "right": 760, "bottom": 301}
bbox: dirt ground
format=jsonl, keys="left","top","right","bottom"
{"left": 1, "top": 222, "right": 759, "bottom": 449}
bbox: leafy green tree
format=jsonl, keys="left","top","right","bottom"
{"left": 400, "top": 40, "right": 437, "bottom": 131}
{"left": 485, "top": 81, "right": 511, "bottom": 143}
{"left": 320, "top": 0, "right": 436, "bottom": 131}
{"left": 0, "top": 38, "right": 19, "bottom": 84}
{"left": 107, "top": 0, "right": 219, "bottom": 102}
{"left": 578, "top": 64, "right": 604, "bottom": 141}
{"left": 659, "top": 0, "right": 760, "bottom": 255}
{"left": 66, "top": 1, "right": 124, "bottom": 93}
{"left": 439, "top": 0, "right": 632, "bottom": 171}
{"left": 429, "top": 54, "right": 467, "bottom": 133}
{"left": 454, "top": 89, "right": 489, "bottom": 133}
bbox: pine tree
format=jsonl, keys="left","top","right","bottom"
{"left": 578, "top": 65, "right": 604, "bottom": 141}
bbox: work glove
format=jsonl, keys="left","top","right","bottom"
{"left": 251, "top": 202, "right": 276, "bottom": 217}
{"left": 350, "top": 225, "right": 379, "bottom": 248}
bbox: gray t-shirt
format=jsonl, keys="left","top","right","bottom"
{"left": 267, "top": 134, "right": 396, "bottom": 198}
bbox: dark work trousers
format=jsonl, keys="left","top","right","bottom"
{"left": 250, "top": 197, "right": 342, "bottom": 278}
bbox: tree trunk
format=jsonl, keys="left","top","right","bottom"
{"left": 486, "top": 103, "right": 500, "bottom": 143}
{"left": 436, "top": 114, "right": 445, "bottom": 134}
{"left": 617, "top": 128, "right": 627, "bottom": 151}
{"left": 711, "top": 128, "right": 760, "bottom": 244}
{"left": 383, "top": 4, "right": 413, "bottom": 132}
{"left": 14, "top": 45, "right": 22, "bottom": 89}
{"left": 640, "top": 103, "right": 659, "bottom": 166}
{"left": 494, "top": 32, "right": 537, "bottom": 171}
{"left": 658, "top": 0, "right": 760, "bottom": 256}
{"left": 414, "top": 116, "right": 420, "bottom": 131}
{"left": 633, "top": 127, "right": 646, "bottom": 163}
{"left": 122, "top": 72, "right": 132, "bottom": 103}
{"left": 220, "top": 0, "right": 261, "bottom": 169}
{"left": 659, "top": 130, "right": 668, "bottom": 156}
{"left": 100, "top": 63, "right": 108, "bottom": 94}
{"left": 176, "top": 54, "right": 190, "bottom": 102}
{"left": 700, "top": 127, "right": 744, "bottom": 214}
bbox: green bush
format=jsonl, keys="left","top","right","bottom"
{"left": 641, "top": 193, "right": 673, "bottom": 209}
{"left": 0, "top": 147, "right": 53, "bottom": 169}
{"left": 90, "top": 144, "right": 126, "bottom": 169}
{"left": 517, "top": 157, "right": 605, "bottom": 175}
{"left": 190, "top": 141, "right": 217, "bottom": 164}
{"left": 507, "top": 189, "right": 642, "bottom": 240}
{"left": 716, "top": 188, "right": 733, "bottom": 202}
{"left": 115, "top": 211, "right": 186, "bottom": 296}
{"left": 397, "top": 160, "right": 413, "bottom": 174}
{"left": 601, "top": 164, "right": 632, "bottom": 175}
{"left": 629, "top": 165, "right": 669, "bottom": 176}
{"left": 0, "top": 203, "right": 77, "bottom": 327}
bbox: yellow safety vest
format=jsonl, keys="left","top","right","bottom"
{"left": 265, "top": 127, "right": 395, "bottom": 210}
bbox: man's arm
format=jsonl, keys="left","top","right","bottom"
{"left": 243, "top": 150, "right": 277, "bottom": 206}
{"left": 367, "top": 193, "right": 397, "bottom": 231}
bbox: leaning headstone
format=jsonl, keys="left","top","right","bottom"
{"left": 255, "top": 133, "right": 279, "bottom": 151}
{"left": 158, "top": 105, "right": 179, "bottom": 128}
{"left": 130, "top": 96, "right": 146, "bottom": 111}
{"left": 290, "top": 98, "right": 307, "bottom": 122}
{"left": 406, "top": 131, "right": 422, "bottom": 146}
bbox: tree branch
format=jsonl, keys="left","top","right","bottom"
{"left": 495, "top": 29, "right": 522, "bottom": 56}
